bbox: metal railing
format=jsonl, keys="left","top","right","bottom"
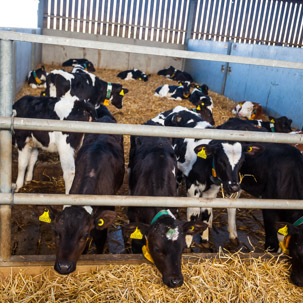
{"left": 1, "top": 30, "right": 303, "bottom": 262}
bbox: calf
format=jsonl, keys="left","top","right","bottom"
{"left": 157, "top": 66, "right": 193, "bottom": 82}
{"left": 163, "top": 110, "right": 262, "bottom": 245}
{"left": 117, "top": 69, "right": 150, "bottom": 82}
{"left": 38, "top": 205, "right": 116, "bottom": 274}
{"left": 44, "top": 112, "right": 124, "bottom": 274}
{"left": 27, "top": 66, "right": 47, "bottom": 88}
{"left": 253, "top": 116, "right": 292, "bottom": 133}
{"left": 189, "top": 87, "right": 214, "bottom": 125}
{"left": 126, "top": 120, "right": 207, "bottom": 288}
{"left": 62, "top": 58, "right": 96, "bottom": 72}
{"left": 154, "top": 82, "right": 191, "bottom": 100}
{"left": 13, "top": 95, "right": 96, "bottom": 194}
{"left": 45, "top": 69, "right": 128, "bottom": 109}
{"left": 232, "top": 101, "right": 263, "bottom": 120}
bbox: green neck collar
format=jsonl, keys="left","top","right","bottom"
{"left": 151, "top": 210, "right": 175, "bottom": 225}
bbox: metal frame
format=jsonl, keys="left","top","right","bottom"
{"left": 1, "top": 30, "right": 303, "bottom": 262}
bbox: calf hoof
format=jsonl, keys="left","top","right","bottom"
{"left": 230, "top": 238, "right": 240, "bottom": 247}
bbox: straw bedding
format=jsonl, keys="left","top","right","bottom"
{"left": 7, "top": 65, "right": 298, "bottom": 301}
{"left": 0, "top": 252, "right": 299, "bottom": 303}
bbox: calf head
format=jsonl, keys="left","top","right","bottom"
{"left": 157, "top": 66, "right": 175, "bottom": 77}
{"left": 107, "top": 83, "right": 129, "bottom": 109}
{"left": 191, "top": 83, "right": 209, "bottom": 95}
{"left": 124, "top": 210, "right": 207, "bottom": 288}
{"left": 269, "top": 116, "right": 292, "bottom": 133}
{"left": 194, "top": 95, "right": 214, "bottom": 125}
{"left": 194, "top": 142, "right": 264, "bottom": 194}
{"left": 286, "top": 223, "right": 303, "bottom": 287}
{"left": 37, "top": 206, "right": 116, "bottom": 274}
{"left": 62, "top": 58, "right": 96, "bottom": 72}
{"left": 178, "top": 81, "right": 191, "bottom": 98}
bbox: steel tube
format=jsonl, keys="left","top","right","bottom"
{"left": 0, "top": 30, "right": 303, "bottom": 70}
{"left": 0, "top": 39, "right": 13, "bottom": 262}
{"left": 1, "top": 117, "right": 303, "bottom": 144}
{"left": 1, "top": 193, "right": 303, "bottom": 210}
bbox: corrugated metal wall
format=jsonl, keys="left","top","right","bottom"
{"left": 44, "top": 0, "right": 303, "bottom": 47}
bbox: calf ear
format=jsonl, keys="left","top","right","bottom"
{"left": 123, "top": 222, "right": 149, "bottom": 239}
{"left": 243, "top": 144, "right": 264, "bottom": 156}
{"left": 94, "top": 210, "right": 116, "bottom": 230}
{"left": 194, "top": 144, "right": 217, "bottom": 159}
{"left": 122, "top": 88, "right": 129, "bottom": 94}
{"left": 182, "top": 221, "right": 208, "bottom": 235}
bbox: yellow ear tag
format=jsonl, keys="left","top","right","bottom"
{"left": 189, "top": 226, "right": 195, "bottom": 231}
{"left": 104, "top": 99, "right": 109, "bottom": 106}
{"left": 271, "top": 119, "right": 275, "bottom": 123}
{"left": 278, "top": 225, "right": 288, "bottom": 236}
{"left": 139, "top": 78, "right": 142, "bottom": 81}
{"left": 119, "top": 90, "right": 124, "bottom": 96}
{"left": 197, "top": 105, "right": 201, "bottom": 110}
{"left": 130, "top": 227, "right": 143, "bottom": 240}
{"left": 179, "top": 83, "right": 182, "bottom": 86}
{"left": 39, "top": 209, "right": 51, "bottom": 223}
{"left": 98, "top": 218, "right": 104, "bottom": 227}
{"left": 247, "top": 146, "right": 253, "bottom": 152}
{"left": 212, "top": 168, "right": 217, "bottom": 178}
{"left": 142, "top": 241, "right": 154, "bottom": 263}
{"left": 197, "top": 147, "right": 207, "bottom": 159}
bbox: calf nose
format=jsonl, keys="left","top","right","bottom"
{"left": 229, "top": 183, "right": 240, "bottom": 193}
{"left": 55, "top": 261, "right": 74, "bottom": 275}
{"left": 170, "top": 278, "right": 183, "bottom": 288}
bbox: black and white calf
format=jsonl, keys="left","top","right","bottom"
{"left": 154, "top": 82, "right": 191, "bottom": 100}
{"left": 126, "top": 120, "right": 207, "bottom": 288}
{"left": 117, "top": 69, "right": 150, "bottom": 82}
{"left": 163, "top": 110, "right": 262, "bottom": 244}
{"left": 189, "top": 87, "right": 214, "bottom": 125}
{"left": 45, "top": 69, "right": 128, "bottom": 109}
{"left": 27, "top": 66, "right": 47, "bottom": 88}
{"left": 62, "top": 58, "right": 96, "bottom": 72}
{"left": 43, "top": 111, "right": 125, "bottom": 275}
{"left": 157, "top": 66, "right": 193, "bottom": 82}
{"left": 251, "top": 116, "right": 292, "bottom": 133}
{"left": 13, "top": 95, "right": 96, "bottom": 194}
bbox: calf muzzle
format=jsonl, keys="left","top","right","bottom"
{"left": 54, "top": 260, "right": 76, "bottom": 275}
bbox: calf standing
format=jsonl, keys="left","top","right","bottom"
{"left": 44, "top": 112, "right": 125, "bottom": 274}
{"left": 126, "top": 121, "right": 207, "bottom": 288}
{"left": 13, "top": 95, "right": 96, "bottom": 194}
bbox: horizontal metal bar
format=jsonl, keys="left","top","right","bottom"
{"left": 2, "top": 117, "right": 303, "bottom": 144}
{"left": 2, "top": 193, "right": 303, "bottom": 209}
{"left": 0, "top": 30, "right": 303, "bottom": 69}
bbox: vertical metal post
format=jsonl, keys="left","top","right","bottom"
{"left": 183, "top": 0, "right": 197, "bottom": 70}
{"left": 221, "top": 40, "right": 233, "bottom": 95}
{"left": 0, "top": 39, "right": 13, "bottom": 261}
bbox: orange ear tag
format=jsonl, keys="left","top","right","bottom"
{"left": 142, "top": 240, "right": 154, "bottom": 263}
{"left": 197, "top": 147, "right": 207, "bottom": 159}
{"left": 212, "top": 168, "right": 217, "bottom": 178}
{"left": 104, "top": 99, "right": 110, "bottom": 106}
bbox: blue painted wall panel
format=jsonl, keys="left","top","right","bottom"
{"left": 185, "top": 40, "right": 229, "bottom": 93}
{"left": 186, "top": 39, "right": 303, "bottom": 129}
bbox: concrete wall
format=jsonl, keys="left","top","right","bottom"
{"left": 0, "top": 27, "right": 42, "bottom": 97}
{"left": 185, "top": 39, "right": 303, "bottom": 129}
{"left": 42, "top": 29, "right": 185, "bottom": 74}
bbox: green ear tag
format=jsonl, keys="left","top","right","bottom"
{"left": 39, "top": 209, "right": 51, "bottom": 223}
{"left": 130, "top": 227, "right": 143, "bottom": 240}
{"left": 197, "top": 147, "right": 207, "bottom": 159}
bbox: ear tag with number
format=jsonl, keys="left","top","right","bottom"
{"left": 197, "top": 105, "right": 201, "bottom": 110}
{"left": 104, "top": 99, "right": 110, "bottom": 106}
{"left": 39, "top": 209, "right": 51, "bottom": 223}
{"left": 130, "top": 227, "right": 143, "bottom": 239}
{"left": 119, "top": 90, "right": 124, "bottom": 96}
{"left": 197, "top": 147, "right": 207, "bottom": 159}
{"left": 98, "top": 218, "right": 104, "bottom": 227}
{"left": 278, "top": 225, "right": 288, "bottom": 236}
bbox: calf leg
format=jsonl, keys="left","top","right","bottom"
{"left": 15, "top": 145, "right": 32, "bottom": 192}
{"left": 57, "top": 143, "right": 75, "bottom": 194}
{"left": 227, "top": 208, "right": 238, "bottom": 241}
{"left": 25, "top": 148, "right": 39, "bottom": 184}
